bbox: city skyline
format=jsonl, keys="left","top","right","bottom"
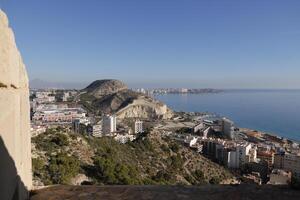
{"left": 1, "top": 0, "right": 300, "bottom": 89}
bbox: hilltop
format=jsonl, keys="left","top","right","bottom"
{"left": 83, "top": 79, "right": 128, "bottom": 97}
{"left": 79, "top": 79, "right": 173, "bottom": 119}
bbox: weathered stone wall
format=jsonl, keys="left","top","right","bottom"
{"left": 0, "top": 9, "right": 32, "bottom": 200}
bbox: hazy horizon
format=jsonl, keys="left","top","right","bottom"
{"left": 2, "top": 0, "right": 300, "bottom": 89}
{"left": 29, "top": 78, "right": 300, "bottom": 90}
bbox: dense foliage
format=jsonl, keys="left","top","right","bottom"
{"left": 32, "top": 127, "right": 233, "bottom": 186}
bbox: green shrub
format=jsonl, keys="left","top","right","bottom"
{"left": 153, "top": 170, "right": 172, "bottom": 184}
{"left": 92, "top": 155, "right": 141, "bottom": 185}
{"left": 33, "top": 131, "right": 69, "bottom": 152}
{"left": 50, "top": 133, "right": 69, "bottom": 146}
{"left": 170, "top": 143, "right": 180, "bottom": 153}
{"left": 48, "top": 153, "right": 80, "bottom": 184}
{"left": 209, "top": 176, "right": 221, "bottom": 184}
{"left": 171, "top": 154, "right": 184, "bottom": 170}
{"left": 161, "top": 144, "right": 169, "bottom": 152}
{"left": 32, "top": 158, "right": 45, "bottom": 176}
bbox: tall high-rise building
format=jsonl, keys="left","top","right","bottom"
{"left": 222, "top": 118, "right": 236, "bottom": 140}
{"left": 102, "top": 115, "right": 117, "bottom": 135}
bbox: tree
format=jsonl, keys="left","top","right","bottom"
{"left": 209, "top": 176, "right": 221, "bottom": 184}
{"left": 32, "top": 158, "right": 44, "bottom": 176}
{"left": 48, "top": 153, "right": 80, "bottom": 184}
{"left": 193, "top": 169, "right": 205, "bottom": 181}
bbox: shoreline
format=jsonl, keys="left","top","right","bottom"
{"left": 173, "top": 110, "right": 300, "bottom": 144}
{"left": 153, "top": 92, "right": 300, "bottom": 142}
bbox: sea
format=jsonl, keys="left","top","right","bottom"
{"left": 154, "top": 90, "right": 300, "bottom": 142}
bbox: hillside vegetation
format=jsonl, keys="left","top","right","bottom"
{"left": 32, "top": 128, "right": 234, "bottom": 186}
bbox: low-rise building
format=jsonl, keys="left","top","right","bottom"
{"left": 257, "top": 150, "right": 274, "bottom": 168}
{"left": 33, "top": 105, "right": 86, "bottom": 124}
{"left": 62, "top": 92, "right": 70, "bottom": 102}
{"left": 92, "top": 124, "right": 102, "bottom": 137}
{"left": 33, "top": 109, "right": 86, "bottom": 124}
{"left": 274, "top": 153, "right": 300, "bottom": 178}
{"left": 268, "top": 169, "right": 291, "bottom": 185}
{"left": 184, "top": 136, "right": 198, "bottom": 147}
{"left": 114, "top": 134, "right": 136, "bottom": 144}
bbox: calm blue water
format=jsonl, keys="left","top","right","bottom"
{"left": 155, "top": 90, "right": 300, "bottom": 141}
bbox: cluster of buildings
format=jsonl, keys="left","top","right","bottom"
{"left": 30, "top": 89, "right": 87, "bottom": 135}
{"left": 172, "top": 115, "right": 300, "bottom": 185}
{"left": 30, "top": 89, "right": 145, "bottom": 144}
{"left": 32, "top": 91, "right": 55, "bottom": 104}
{"left": 193, "top": 117, "right": 239, "bottom": 140}
{"left": 32, "top": 104, "right": 87, "bottom": 124}
{"left": 132, "top": 88, "right": 222, "bottom": 95}
{"left": 73, "top": 114, "right": 144, "bottom": 144}
{"left": 30, "top": 89, "right": 77, "bottom": 106}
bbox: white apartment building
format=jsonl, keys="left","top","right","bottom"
{"left": 237, "top": 143, "right": 253, "bottom": 166}
{"left": 36, "top": 91, "right": 52, "bottom": 99}
{"left": 227, "top": 151, "right": 239, "bottom": 168}
{"left": 62, "top": 92, "right": 70, "bottom": 102}
{"left": 92, "top": 124, "right": 102, "bottom": 137}
{"left": 222, "top": 118, "right": 236, "bottom": 140}
{"left": 226, "top": 143, "right": 256, "bottom": 169}
{"left": 184, "top": 136, "right": 198, "bottom": 147}
{"left": 36, "top": 96, "right": 55, "bottom": 104}
{"left": 114, "top": 134, "right": 136, "bottom": 144}
{"left": 134, "top": 120, "right": 144, "bottom": 134}
{"left": 102, "top": 115, "right": 117, "bottom": 135}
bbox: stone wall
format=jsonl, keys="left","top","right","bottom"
{"left": 0, "top": 9, "right": 32, "bottom": 200}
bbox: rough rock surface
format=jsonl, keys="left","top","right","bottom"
{"left": 0, "top": 9, "right": 32, "bottom": 199}
{"left": 116, "top": 96, "right": 173, "bottom": 119}
{"left": 30, "top": 185, "right": 300, "bottom": 200}
{"left": 81, "top": 80, "right": 173, "bottom": 119}
{"left": 84, "top": 79, "right": 128, "bottom": 98}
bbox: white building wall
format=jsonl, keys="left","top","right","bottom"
{"left": 134, "top": 120, "right": 143, "bottom": 134}
{"left": 102, "top": 115, "right": 117, "bottom": 135}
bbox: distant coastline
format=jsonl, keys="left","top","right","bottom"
{"left": 154, "top": 90, "right": 300, "bottom": 142}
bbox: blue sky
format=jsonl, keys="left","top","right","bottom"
{"left": 1, "top": 0, "right": 300, "bottom": 88}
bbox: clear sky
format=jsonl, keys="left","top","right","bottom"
{"left": 1, "top": 0, "right": 300, "bottom": 88}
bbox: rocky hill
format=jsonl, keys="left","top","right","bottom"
{"left": 80, "top": 80, "right": 173, "bottom": 119}
{"left": 83, "top": 79, "right": 128, "bottom": 98}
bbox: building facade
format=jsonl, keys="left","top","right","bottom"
{"left": 134, "top": 120, "right": 144, "bottom": 134}
{"left": 102, "top": 115, "right": 117, "bottom": 135}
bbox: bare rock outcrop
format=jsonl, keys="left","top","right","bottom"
{"left": 0, "top": 9, "right": 32, "bottom": 199}
{"left": 116, "top": 96, "right": 174, "bottom": 119}
{"left": 81, "top": 80, "right": 173, "bottom": 119}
